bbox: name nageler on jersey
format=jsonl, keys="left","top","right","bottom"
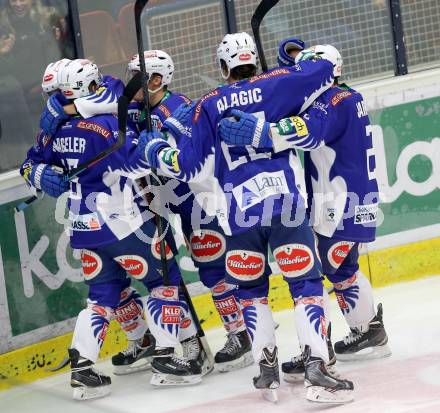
{"left": 52, "top": 137, "right": 86, "bottom": 153}
{"left": 216, "top": 88, "right": 262, "bottom": 113}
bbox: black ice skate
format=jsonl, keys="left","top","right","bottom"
{"left": 335, "top": 303, "right": 391, "bottom": 361}
{"left": 182, "top": 335, "right": 214, "bottom": 376}
{"left": 282, "top": 323, "right": 336, "bottom": 383}
{"left": 304, "top": 346, "right": 354, "bottom": 404}
{"left": 150, "top": 347, "right": 202, "bottom": 386}
{"left": 112, "top": 330, "right": 156, "bottom": 375}
{"left": 69, "top": 348, "right": 111, "bottom": 400}
{"left": 215, "top": 330, "right": 253, "bottom": 373}
{"left": 253, "top": 346, "right": 280, "bottom": 403}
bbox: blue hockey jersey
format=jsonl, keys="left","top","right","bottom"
{"left": 152, "top": 60, "right": 335, "bottom": 235}
{"left": 270, "top": 85, "right": 379, "bottom": 242}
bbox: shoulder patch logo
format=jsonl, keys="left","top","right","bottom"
{"left": 331, "top": 90, "right": 352, "bottom": 106}
{"left": 77, "top": 121, "right": 111, "bottom": 139}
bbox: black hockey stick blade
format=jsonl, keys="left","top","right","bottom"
{"left": 15, "top": 195, "right": 38, "bottom": 213}
{"left": 251, "top": 0, "right": 280, "bottom": 72}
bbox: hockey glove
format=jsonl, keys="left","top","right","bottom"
{"left": 277, "top": 37, "right": 305, "bottom": 67}
{"left": 29, "top": 164, "right": 69, "bottom": 197}
{"left": 218, "top": 109, "right": 272, "bottom": 149}
{"left": 40, "top": 92, "right": 70, "bottom": 136}
{"left": 162, "top": 102, "right": 195, "bottom": 138}
{"left": 138, "top": 130, "right": 171, "bottom": 169}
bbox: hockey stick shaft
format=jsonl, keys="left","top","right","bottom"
{"left": 134, "top": 0, "right": 170, "bottom": 287}
{"left": 251, "top": 0, "right": 280, "bottom": 72}
{"left": 134, "top": 0, "right": 213, "bottom": 366}
{"left": 15, "top": 73, "right": 143, "bottom": 213}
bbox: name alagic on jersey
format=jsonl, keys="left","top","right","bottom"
{"left": 160, "top": 60, "right": 335, "bottom": 235}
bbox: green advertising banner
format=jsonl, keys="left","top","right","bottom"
{"left": 0, "top": 95, "right": 439, "bottom": 352}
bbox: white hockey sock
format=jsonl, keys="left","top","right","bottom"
{"left": 71, "top": 301, "right": 114, "bottom": 363}
{"left": 145, "top": 286, "right": 181, "bottom": 349}
{"left": 241, "top": 298, "right": 276, "bottom": 362}
{"left": 211, "top": 280, "right": 245, "bottom": 334}
{"left": 294, "top": 297, "right": 328, "bottom": 362}
{"left": 179, "top": 295, "right": 198, "bottom": 342}
{"left": 115, "top": 287, "right": 148, "bottom": 341}
{"left": 333, "top": 271, "right": 375, "bottom": 331}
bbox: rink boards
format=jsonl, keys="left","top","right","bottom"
{"left": 0, "top": 67, "right": 439, "bottom": 389}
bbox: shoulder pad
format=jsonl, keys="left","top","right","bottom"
{"left": 331, "top": 89, "right": 353, "bottom": 106}
{"left": 77, "top": 120, "right": 112, "bottom": 139}
{"left": 193, "top": 89, "right": 220, "bottom": 122}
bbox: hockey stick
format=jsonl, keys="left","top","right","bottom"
{"left": 251, "top": 0, "right": 280, "bottom": 72}
{"left": 14, "top": 73, "right": 143, "bottom": 213}
{"left": 134, "top": 0, "right": 214, "bottom": 372}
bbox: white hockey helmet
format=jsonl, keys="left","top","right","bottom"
{"left": 41, "top": 58, "right": 71, "bottom": 94}
{"left": 295, "top": 44, "right": 343, "bottom": 77}
{"left": 127, "top": 50, "right": 174, "bottom": 93}
{"left": 58, "top": 59, "right": 103, "bottom": 99}
{"left": 216, "top": 32, "right": 257, "bottom": 80}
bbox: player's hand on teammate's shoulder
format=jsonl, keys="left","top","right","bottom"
{"left": 218, "top": 109, "right": 272, "bottom": 149}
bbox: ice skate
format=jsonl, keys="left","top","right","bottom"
{"left": 151, "top": 348, "right": 202, "bottom": 386}
{"left": 335, "top": 303, "right": 391, "bottom": 361}
{"left": 215, "top": 330, "right": 253, "bottom": 373}
{"left": 282, "top": 323, "right": 336, "bottom": 383}
{"left": 182, "top": 335, "right": 214, "bottom": 376}
{"left": 304, "top": 346, "right": 354, "bottom": 404}
{"left": 69, "top": 348, "right": 111, "bottom": 401}
{"left": 112, "top": 331, "right": 156, "bottom": 375}
{"left": 253, "top": 346, "right": 280, "bottom": 403}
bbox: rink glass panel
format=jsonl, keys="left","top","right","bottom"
{"left": 400, "top": 0, "right": 440, "bottom": 71}
{"left": 234, "top": 0, "right": 395, "bottom": 82}
{"left": 0, "top": 1, "right": 75, "bottom": 172}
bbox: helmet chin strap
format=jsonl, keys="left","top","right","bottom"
{"left": 148, "top": 83, "right": 164, "bottom": 94}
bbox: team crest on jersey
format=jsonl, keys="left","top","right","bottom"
{"left": 81, "top": 249, "right": 102, "bottom": 279}
{"left": 273, "top": 244, "right": 314, "bottom": 277}
{"left": 226, "top": 250, "right": 265, "bottom": 281}
{"left": 190, "top": 229, "right": 226, "bottom": 262}
{"left": 115, "top": 255, "right": 148, "bottom": 279}
{"left": 327, "top": 241, "right": 355, "bottom": 269}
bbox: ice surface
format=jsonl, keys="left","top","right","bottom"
{"left": 2, "top": 276, "right": 440, "bottom": 413}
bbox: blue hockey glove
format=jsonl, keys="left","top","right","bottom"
{"left": 40, "top": 92, "right": 70, "bottom": 136}
{"left": 162, "top": 102, "right": 195, "bottom": 138}
{"left": 29, "top": 164, "right": 69, "bottom": 197}
{"left": 218, "top": 109, "right": 272, "bottom": 149}
{"left": 277, "top": 37, "right": 305, "bottom": 67}
{"left": 138, "top": 130, "right": 171, "bottom": 169}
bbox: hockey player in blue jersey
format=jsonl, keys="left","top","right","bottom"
{"left": 29, "top": 52, "right": 252, "bottom": 375}
{"left": 20, "top": 59, "right": 207, "bottom": 399}
{"left": 217, "top": 44, "right": 391, "bottom": 377}
{"left": 138, "top": 32, "right": 355, "bottom": 404}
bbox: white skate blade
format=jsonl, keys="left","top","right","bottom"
{"left": 72, "top": 385, "right": 111, "bottom": 401}
{"left": 306, "top": 385, "right": 354, "bottom": 404}
{"left": 261, "top": 387, "right": 278, "bottom": 403}
{"left": 113, "top": 358, "right": 152, "bottom": 375}
{"left": 336, "top": 344, "right": 392, "bottom": 362}
{"left": 150, "top": 372, "right": 202, "bottom": 387}
{"left": 283, "top": 372, "right": 304, "bottom": 384}
{"left": 216, "top": 352, "right": 254, "bottom": 373}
